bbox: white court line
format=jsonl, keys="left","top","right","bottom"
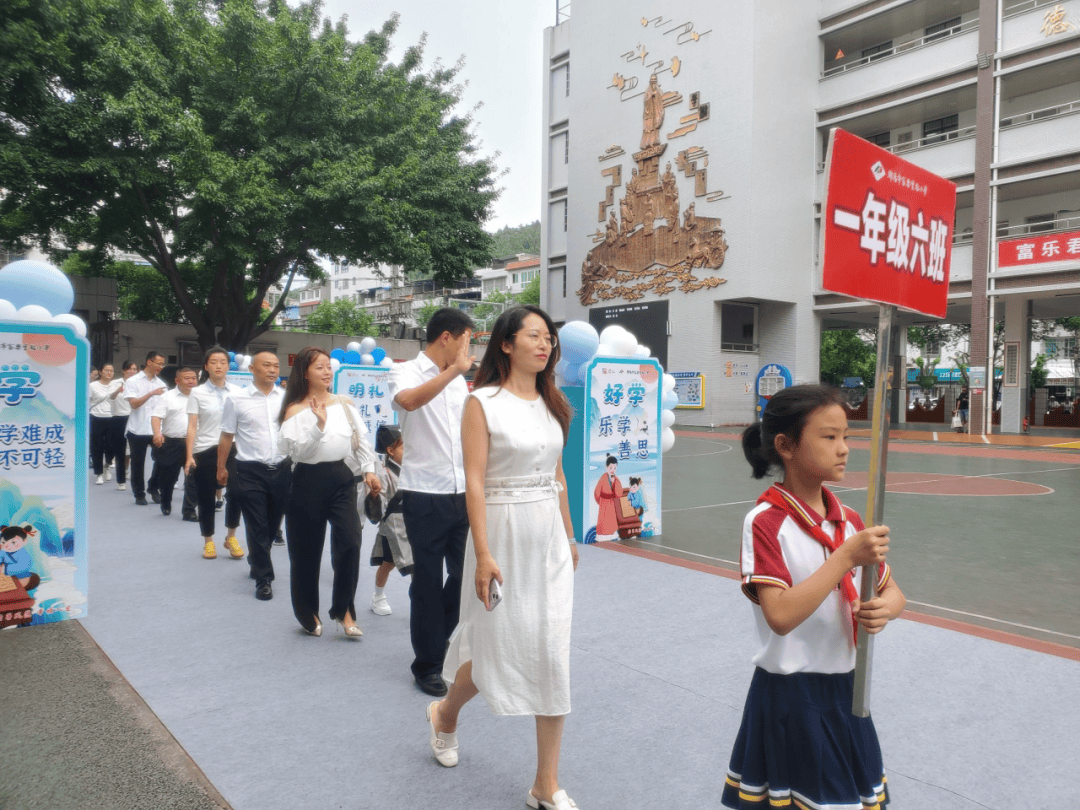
{"left": 628, "top": 542, "right": 1080, "bottom": 642}
{"left": 665, "top": 446, "right": 733, "bottom": 459}
{"left": 904, "top": 600, "right": 1080, "bottom": 642}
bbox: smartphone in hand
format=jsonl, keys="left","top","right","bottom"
{"left": 487, "top": 578, "right": 502, "bottom": 611}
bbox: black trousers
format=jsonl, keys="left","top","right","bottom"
{"left": 90, "top": 415, "right": 110, "bottom": 475}
{"left": 286, "top": 460, "right": 361, "bottom": 627}
{"left": 108, "top": 416, "right": 128, "bottom": 483}
{"left": 182, "top": 469, "right": 198, "bottom": 518}
{"left": 126, "top": 432, "right": 156, "bottom": 498}
{"left": 151, "top": 437, "right": 186, "bottom": 510}
{"left": 192, "top": 446, "right": 240, "bottom": 537}
{"left": 234, "top": 460, "right": 292, "bottom": 584}
{"left": 402, "top": 490, "right": 469, "bottom": 678}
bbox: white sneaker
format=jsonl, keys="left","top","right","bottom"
{"left": 104, "top": 466, "right": 113, "bottom": 481}
{"left": 95, "top": 475, "right": 104, "bottom": 485}
{"left": 371, "top": 593, "right": 391, "bottom": 616}
{"left": 117, "top": 483, "right": 127, "bottom": 491}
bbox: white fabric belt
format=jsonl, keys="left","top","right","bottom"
{"left": 484, "top": 474, "right": 562, "bottom": 503}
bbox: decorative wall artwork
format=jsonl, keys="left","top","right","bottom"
{"left": 578, "top": 76, "right": 728, "bottom": 306}
{"left": 581, "top": 15, "right": 730, "bottom": 308}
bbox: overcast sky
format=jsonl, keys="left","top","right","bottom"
{"left": 316, "top": 0, "right": 556, "bottom": 233}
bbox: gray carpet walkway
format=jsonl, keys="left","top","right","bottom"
{"left": 7, "top": 475, "right": 1079, "bottom": 809}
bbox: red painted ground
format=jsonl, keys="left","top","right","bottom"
{"left": 674, "top": 430, "right": 1080, "bottom": 465}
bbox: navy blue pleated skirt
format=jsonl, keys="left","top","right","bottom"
{"left": 721, "top": 668, "right": 889, "bottom": 810}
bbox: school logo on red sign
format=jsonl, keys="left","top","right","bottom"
{"left": 998, "top": 229, "right": 1080, "bottom": 268}
{"left": 821, "top": 128, "right": 957, "bottom": 318}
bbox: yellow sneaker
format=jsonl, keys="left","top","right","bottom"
{"left": 202, "top": 540, "right": 217, "bottom": 559}
{"left": 224, "top": 537, "right": 245, "bottom": 559}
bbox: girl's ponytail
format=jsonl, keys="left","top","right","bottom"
{"left": 741, "top": 423, "right": 772, "bottom": 479}
{"left": 743, "top": 384, "right": 846, "bottom": 479}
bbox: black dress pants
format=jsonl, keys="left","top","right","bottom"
{"left": 286, "top": 460, "right": 361, "bottom": 628}
{"left": 107, "top": 417, "right": 127, "bottom": 483}
{"left": 402, "top": 491, "right": 469, "bottom": 678}
{"left": 151, "top": 437, "right": 186, "bottom": 510}
{"left": 182, "top": 470, "right": 198, "bottom": 517}
{"left": 126, "top": 432, "right": 155, "bottom": 498}
{"left": 90, "top": 416, "right": 110, "bottom": 475}
{"left": 234, "top": 460, "right": 292, "bottom": 584}
{"left": 192, "top": 446, "right": 240, "bottom": 537}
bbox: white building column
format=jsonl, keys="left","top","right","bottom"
{"left": 1000, "top": 296, "right": 1030, "bottom": 433}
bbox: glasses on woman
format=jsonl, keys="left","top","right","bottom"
{"left": 518, "top": 331, "right": 558, "bottom": 348}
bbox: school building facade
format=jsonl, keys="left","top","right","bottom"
{"left": 539, "top": 0, "right": 1080, "bottom": 431}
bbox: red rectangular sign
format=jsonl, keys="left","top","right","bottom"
{"left": 998, "top": 229, "right": 1080, "bottom": 268}
{"left": 821, "top": 128, "right": 957, "bottom": 318}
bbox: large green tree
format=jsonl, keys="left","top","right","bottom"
{"left": 0, "top": 0, "right": 497, "bottom": 350}
{"left": 820, "top": 329, "right": 877, "bottom": 387}
{"left": 305, "top": 298, "right": 375, "bottom": 336}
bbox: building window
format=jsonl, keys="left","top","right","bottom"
{"left": 566, "top": 63, "right": 570, "bottom": 97}
{"left": 925, "top": 340, "right": 941, "bottom": 358}
{"left": 1025, "top": 213, "right": 1055, "bottom": 234}
{"left": 512, "top": 273, "right": 518, "bottom": 284}
{"left": 1046, "top": 338, "right": 1076, "bottom": 358}
{"left": 563, "top": 200, "right": 568, "bottom": 232}
{"left": 866, "top": 131, "right": 891, "bottom": 148}
{"left": 564, "top": 132, "right": 569, "bottom": 165}
{"left": 720, "top": 303, "right": 758, "bottom": 352}
{"left": 923, "top": 114, "right": 958, "bottom": 144}
{"left": 925, "top": 17, "right": 961, "bottom": 43}
{"left": 861, "top": 41, "right": 893, "bottom": 62}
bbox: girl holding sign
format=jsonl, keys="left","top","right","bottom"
{"left": 723, "top": 385, "right": 905, "bottom": 810}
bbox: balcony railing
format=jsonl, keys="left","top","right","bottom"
{"left": 886, "top": 125, "right": 977, "bottom": 153}
{"left": 1003, "top": 0, "right": 1062, "bottom": 19}
{"left": 1000, "top": 99, "right": 1080, "bottom": 129}
{"left": 996, "top": 214, "right": 1080, "bottom": 239}
{"left": 822, "top": 18, "right": 979, "bottom": 78}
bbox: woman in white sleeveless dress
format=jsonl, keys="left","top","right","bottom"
{"left": 426, "top": 305, "right": 581, "bottom": 810}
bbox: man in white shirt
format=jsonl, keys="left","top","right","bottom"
{"left": 125, "top": 351, "right": 167, "bottom": 505}
{"left": 150, "top": 367, "right": 197, "bottom": 517}
{"left": 217, "top": 351, "right": 290, "bottom": 601}
{"left": 389, "top": 308, "right": 475, "bottom": 696}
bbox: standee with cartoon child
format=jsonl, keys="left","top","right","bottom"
{"left": 722, "top": 385, "right": 906, "bottom": 810}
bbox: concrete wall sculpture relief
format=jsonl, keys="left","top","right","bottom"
{"left": 579, "top": 15, "right": 729, "bottom": 307}
{"left": 579, "top": 70, "right": 727, "bottom": 306}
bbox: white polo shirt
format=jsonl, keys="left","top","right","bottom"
{"left": 89, "top": 380, "right": 122, "bottom": 418}
{"left": 124, "top": 371, "right": 163, "bottom": 435}
{"left": 151, "top": 388, "right": 190, "bottom": 439}
{"left": 220, "top": 384, "right": 287, "bottom": 465}
{"left": 388, "top": 351, "right": 468, "bottom": 494}
{"left": 186, "top": 380, "right": 241, "bottom": 454}
{"left": 740, "top": 487, "right": 890, "bottom": 676}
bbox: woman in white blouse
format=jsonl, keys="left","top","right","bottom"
{"left": 89, "top": 363, "right": 124, "bottom": 484}
{"left": 185, "top": 347, "right": 243, "bottom": 560}
{"left": 278, "top": 347, "right": 381, "bottom": 637}
{"left": 108, "top": 360, "right": 139, "bottom": 491}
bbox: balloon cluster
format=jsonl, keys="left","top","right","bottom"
{"left": 329, "top": 336, "right": 394, "bottom": 372}
{"left": 554, "top": 320, "right": 679, "bottom": 452}
{"left": 229, "top": 352, "right": 252, "bottom": 372}
{"left": 0, "top": 260, "right": 86, "bottom": 336}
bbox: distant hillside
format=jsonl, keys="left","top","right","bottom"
{"left": 488, "top": 221, "right": 541, "bottom": 259}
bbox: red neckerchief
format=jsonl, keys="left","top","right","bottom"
{"left": 757, "top": 484, "right": 858, "bottom": 644}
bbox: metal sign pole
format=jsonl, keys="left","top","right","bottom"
{"left": 852, "top": 304, "right": 895, "bottom": 717}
